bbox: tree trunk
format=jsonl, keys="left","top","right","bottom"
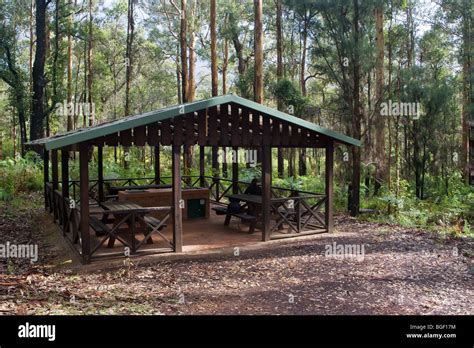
{"left": 29, "top": 0, "right": 34, "bottom": 94}
{"left": 298, "top": 10, "right": 309, "bottom": 176}
{"left": 2, "top": 39, "right": 28, "bottom": 155}
{"left": 350, "top": 0, "right": 361, "bottom": 217}
{"left": 125, "top": 0, "right": 135, "bottom": 116}
{"left": 67, "top": 0, "right": 73, "bottom": 131}
{"left": 180, "top": 0, "right": 188, "bottom": 103}
{"left": 289, "top": 11, "right": 297, "bottom": 80}
{"left": 276, "top": 0, "right": 284, "bottom": 177}
{"left": 461, "top": 7, "right": 470, "bottom": 183}
{"left": 14, "top": 87, "right": 27, "bottom": 155}
{"left": 388, "top": 4, "right": 400, "bottom": 197}
{"left": 222, "top": 36, "right": 228, "bottom": 94}
{"left": 176, "top": 43, "right": 181, "bottom": 103}
{"left": 30, "top": 0, "right": 47, "bottom": 142}
{"left": 211, "top": 0, "right": 219, "bottom": 186}
{"left": 51, "top": 0, "right": 61, "bottom": 117}
{"left": 232, "top": 22, "right": 247, "bottom": 76}
{"left": 300, "top": 13, "right": 308, "bottom": 97}
{"left": 12, "top": 115, "right": 17, "bottom": 160}
{"left": 299, "top": 148, "right": 307, "bottom": 176}
{"left": 374, "top": 1, "right": 386, "bottom": 194}
{"left": 414, "top": 120, "right": 422, "bottom": 199}
{"left": 87, "top": 0, "right": 94, "bottom": 126}
{"left": 403, "top": 2, "right": 414, "bottom": 180}
{"left": 187, "top": 0, "right": 196, "bottom": 102}
{"left": 253, "top": 0, "right": 263, "bottom": 103}
{"left": 210, "top": 0, "right": 218, "bottom": 96}
{"left": 124, "top": 0, "right": 135, "bottom": 169}
{"left": 288, "top": 148, "right": 295, "bottom": 177}
{"left": 184, "top": 0, "right": 196, "bottom": 180}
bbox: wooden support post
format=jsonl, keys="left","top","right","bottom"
{"left": 211, "top": 146, "right": 218, "bottom": 171}
{"left": 51, "top": 149, "right": 59, "bottom": 220}
{"left": 79, "top": 145, "right": 91, "bottom": 264}
{"left": 154, "top": 145, "right": 160, "bottom": 184}
{"left": 172, "top": 145, "right": 183, "bottom": 252}
{"left": 325, "top": 142, "right": 334, "bottom": 233}
{"left": 61, "top": 150, "right": 69, "bottom": 233}
{"left": 184, "top": 145, "right": 192, "bottom": 186}
{"left": 211, "top": 146, "right": 218, "bottom": 195}
{"left": 262, "top": 146, "right": 272, "bottom": 241}
{"left": 51, "top": 149, "right": 59, "bottom": 190}
{"left": 43, "top": 149, "right": 49, "bottom": 210}
{"left": 61, "top": 150, "right": 69, "bottom": 198}
{"left": 232, "top": 146, "right": 239, "bottom": 194}
{"left": 222, "top": 147, "right": 228, "bottom": 178}
{"left": 199, "top": 146, "right": 205, "bottom": 187}
{"left": 277, "top": 148, "right": 284, "bottom": 178}
{"left": 97, "top": 145, "right": 104, "bottom": 202}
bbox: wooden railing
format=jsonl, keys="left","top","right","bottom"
{"left": 45, "top": 183, "right": 83, "bottom": 257}
{"left": 67, "top": 175, "right": 322, "bottom": 203}
{"left": 269, "top": 194, "right": 327, "bottom": 238}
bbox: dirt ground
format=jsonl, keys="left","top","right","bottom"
{"left": 1, "top": 193, "right": 473, "bottom": 315}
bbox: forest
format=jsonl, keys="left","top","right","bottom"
{"left": 0, "top": 0, "right": 473, "bottom": 234}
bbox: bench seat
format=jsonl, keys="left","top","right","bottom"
{"left": 231, "top": 213, "right": 256, "bottom": 222}
{"left": 143, "top": 215, "right": 167, "bottom": 230}
{"left": 212, "top": 206, "right": 228, "bottom": 215}
{"left": 89, "top": 216, "right": 108, "bottom": 236}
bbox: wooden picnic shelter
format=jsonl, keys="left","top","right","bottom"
{"left": 27, "top": 94, "right": 361, "bottom": 264}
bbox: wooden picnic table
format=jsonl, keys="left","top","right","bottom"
{"left": 223, "top": 194, "right": 266, "bottom": 233}
{"left": 98, "top": 201, "right": 170, "bottom": 252}
{"left": 100, "top": 200, "right": 158, "bottom": 214}
{"left": 227, "top": 194, "right": 263, "bottom": 205}
{"left": 226, "top": 193, "right": 285, "bottom": 217}
{"left": 225, "top": 193, "right": 326, "bottom": 235}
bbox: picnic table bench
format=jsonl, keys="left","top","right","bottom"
{"left": 89, "top": 201, "right": 171, "bottom": 253}
{"left": 222, "top": 193, "right": 326, "bottom": 235}
{"left": 212, "top": 206, "right": 257, "bottom": 233}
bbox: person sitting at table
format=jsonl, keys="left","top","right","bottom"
{"left": 227, "top": 197, "right": 244, "bottom": 214}
{"left": 244, "top": 178, "right": 262, "bottom": 195}
{"left": 244, "top": 178, "right": 262, "bottom": 216}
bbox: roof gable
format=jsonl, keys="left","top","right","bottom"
{"left": 27, "top": 95, "right": 361, "bottom": 150}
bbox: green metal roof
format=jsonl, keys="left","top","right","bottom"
{"left": 231, "top": 95, "right": 361, "bottom": 147}
{"left": 27, "top": 94, "right": 361, "bottom": 150}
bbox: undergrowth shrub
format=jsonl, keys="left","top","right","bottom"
{"left": 0, "top": 152, "right": 43, "bottom": 200}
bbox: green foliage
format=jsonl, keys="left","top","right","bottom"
{"left": 235, "top": 66, "right": 255, "bottom": 100}
{"left": 273, "top": 174, "right": 349, "bottom": 211}
{"left": 273, "top": 176, "right": 303, "bottom": 192}
{"left": 360, "top": 175, "right": 473, "bottom": 236}
{"left": 239, "top": 166, "right": 262, "bottom": 183}
{"left": 0, "top": 151, "right": 43, "bottom": 201}
{"left": 271, "top": 78, "right": 308, "bottom": 116}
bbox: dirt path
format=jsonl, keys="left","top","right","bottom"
{"left": 1, "top": 194, "right": 473, "bottom": 315}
